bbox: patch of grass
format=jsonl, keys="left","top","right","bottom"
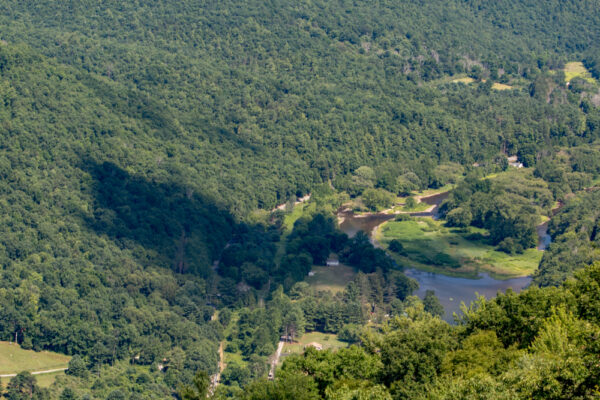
{"left": 222, "top": 312, "right": 248, "bottom": 369}
{"left": 283, "top": 202, "right": 316, "bottom": 232}
{"left": 35, "top": 371, "right": 64, "bottom": 388}
{"left": 0, "top": 342, "right": 70, "bottom": 375}
{"left": 412, "top": 184, "right": 455, "bottom": 198}
{"left": 391, "top": 198, "right": 431, "bottom": 213}
{"left": 564, "top": 62, "right": 596, "bottom": 84}
{"left": 281, "top": 332, "right": 346, "bottom": 357}
{"left": 223, "top": 350, "right": 245, "bottom": 367}
{"left": 492, "top": 82, "right": 514, "bottom": 90}
{"left": 484, "top": 167, "right": 530, "bottom": 181}
{"left": 425, "top": 74, "right": 469, "bottom": 87}
{"left": 452, "top": 77, "right": 475, "bottom": 84}
{"left": 305, "top": 264, "right": 356, "bottom": 294}
{"left": 378, "top": 219, "right": 541, "bottom": 278}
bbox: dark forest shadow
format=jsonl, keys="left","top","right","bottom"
{"left": 80, "top": 160, "right": 236, "bottom": 276}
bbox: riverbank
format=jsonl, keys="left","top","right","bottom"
{"left": 337, "top": 188, "right": 450, "bottom": 232}
{"left": 374, "top": 219, "right": 542, "bottom": 279}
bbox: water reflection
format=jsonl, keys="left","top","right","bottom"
{"left": 404, "top": 268, "right": 531, "bottom": 322}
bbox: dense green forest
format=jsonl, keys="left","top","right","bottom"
{"left": 234, "top": 263, "right": 600, "bottom": 400}
{"left": 534, "top": 189, "right": 600, "bottom": 287}
{"left": 0, "top": 0, "right": 600, "bottom": 398}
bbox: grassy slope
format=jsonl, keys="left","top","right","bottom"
{"left": 564, "top": 61, "right": 597, "bottom": 83}
{"left": 377, "top": 219, "right": 542, "bottom": 279}
{"left": 0, "top": 342, "right": 71, "bottom": 375}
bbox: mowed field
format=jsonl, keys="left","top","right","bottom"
{"left": 0, "top": 342, "right": 70, "bottom": 375}
{"left": 378, "top": 219, "right": 542, "bottom": 279}
{"left": 305, "top": 264, "right": 357, "bottom": 294}
{"left": 0, "top": 342, "right": 70, "bottom": 388}
{"left": 281, "top": 332, "right": 346, "bottom": 357}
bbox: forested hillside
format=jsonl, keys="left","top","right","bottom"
{"left": 1, "top": 0, "right": 600, "bottom": 213}
{"left": 236, "top": 263, "right": 600, "bottom": 400}
{"left": 0, "top": 0, "right": 600, "bottom": 398}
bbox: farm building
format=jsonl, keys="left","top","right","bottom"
{"left": 326, "top": 253, "right": 340, "bottom": 266}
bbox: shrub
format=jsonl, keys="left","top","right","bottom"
{"left": 395, "top": 214, "right": 412, "bottom": 221}
{"left": 388, "top": 240, "right": 407, "bottom": 255}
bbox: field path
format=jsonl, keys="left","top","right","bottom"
{"left": 0, "top": 367, "right": 67, "bottom": 378}
{"left": 218, "top": 341, "right": 225, "bottom": 373}
{"left": 268, "top": 341, "right": 285, "bottom": 379}
{"left": 209, "top": 341, "right": 226, "bottom": 395}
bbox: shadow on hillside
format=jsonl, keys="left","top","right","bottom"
{"left": 80, "top": 74, "right": 263, "bottom": 152}
{"left": 79, "top": 160, "right": 236, "bottom": 276}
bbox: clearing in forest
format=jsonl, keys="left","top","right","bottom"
{"left": 564, "top": 62, "right": 596, "bottom": 84}
{"left": 451, "top": 76, "right": 475, "bottom": 84}
{"left": 281, "top": 332, "right": 346, "bottom": 357}
{"left": 492, "top": 82, "right": 514, "bottom": 90}
{"left": 0, "top": 342, "right": 70, "bottom": 376}
{"left": 305, "top": 264, "right": 356, "bottom": 294}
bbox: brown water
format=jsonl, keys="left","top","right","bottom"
{"left": 420, "top": 191, "right": 450, "bottom": 206}
{"left": 337, "top": 191, "right": 451, "bottom": 237}
{"left": 412, "top": 191, "right": 450, "bottom": 218}
{"left": 338, "top": 211, "right": 395, "bottom": 238}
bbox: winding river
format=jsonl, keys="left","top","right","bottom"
{"left": 338, "top": 192, "right": 538, "bottom": 321}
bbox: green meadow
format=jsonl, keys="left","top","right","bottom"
{"left": 377, "top": 219, "right": 542, "bottom": 279}
{"left": 281, "top": 332, "right": 346, "bottom": 357}
{"left": 0, "top": 342, "right": 70, "bottom": 375}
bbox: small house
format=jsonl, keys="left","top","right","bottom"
{"left": 507, "top": 155, "right": 523, "bottom": 168}
{"left": 326, "top": 253, "right": 340, "bottom": 266}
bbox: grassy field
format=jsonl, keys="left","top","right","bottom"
{"left": 377, "top": 219, "right": 542, "bottom": 279}
{"left": 564, "top": 62, "right": 596, "bottom": 84}
{"left": 35, "top": 371, "right": 64, "bottom": 388}
{"left": 281, "top": 332, "right": 346, "bottom": 357}
{"left": 451, "top": 76, "right": 475, "bottom": 84}
{"left": 0, "top": 342, "right": 70, "bottom": 375}
{"left": 305, "top": 264, "right": 357, "bottom": 294}
{"left": 492, "top": 82, "right": 514, "bottom": 90}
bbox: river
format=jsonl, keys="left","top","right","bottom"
{"left": 337, "top": 191, "right": 535, "bottom": 322}
{"left": 337, "top": 191, "right": 450, "bottom": 238}
{"left": 403, "top": 269, "right": 531, "bottom": 321}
